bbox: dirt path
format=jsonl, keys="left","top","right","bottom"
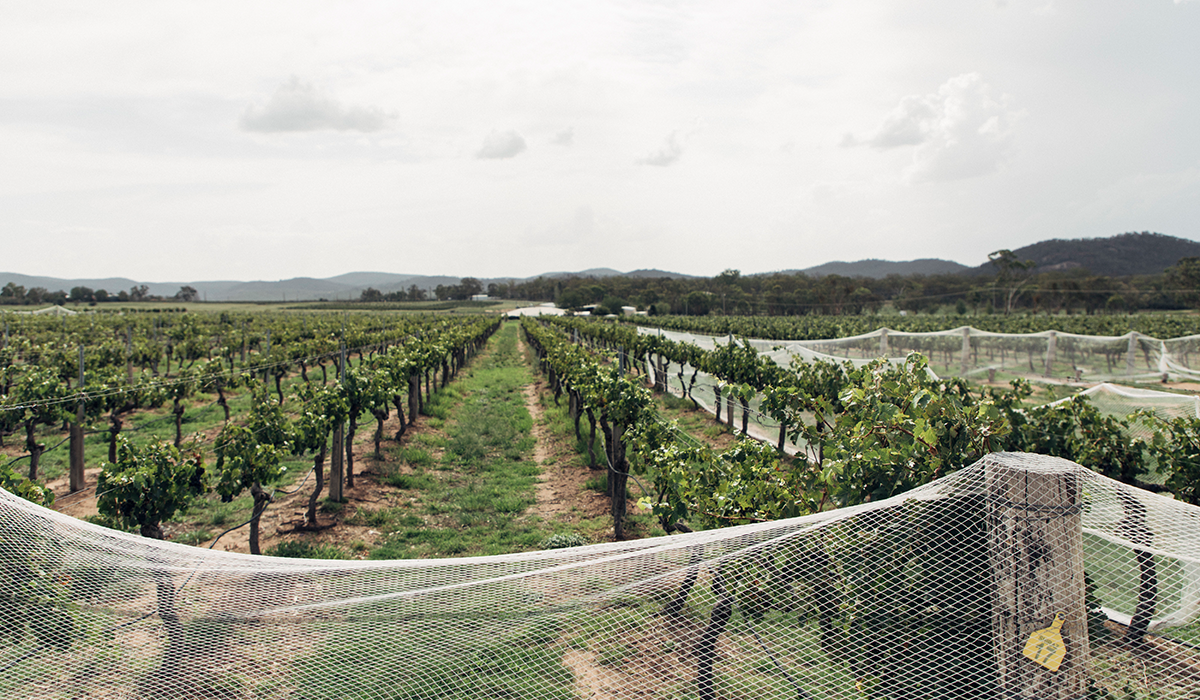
{"left": 47, "top": 328, "right": 616, "bottom": 554}
{"left": 517, "top": 334, "right": 611, "bottom": 528}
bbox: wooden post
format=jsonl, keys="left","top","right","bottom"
{"left": 1045, "top": 331, "right": 1057, "bottom": 378}
{"left": 408, "top": 374, "right": 419, "bottom": 426}
{"left": 987, "top": 453, "right": 1089, "bottom": 699}
{"left": 610, "top": 421, "right": 626, "bottom": 541}
{"left": 961, "top": 326, "right": 971, "bottom": 375}
{"left": 125, "top": 326, "right": 133, "bottom": 384}
{"left": 68, "top": 345, "right": 86, "bottom": 493}
{"left": 329, "top": 344, "right": 346, "bottom": 502}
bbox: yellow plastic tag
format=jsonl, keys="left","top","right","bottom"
{"left": 1022, "top": 613, "right": 1067, "bottom": 672}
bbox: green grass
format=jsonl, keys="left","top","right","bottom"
{"left": 365, "top": 323, "right": 557, "bottom": 559}
{"left": 265, "top": 540, "right": 349, "bottom": 560}
{"left": 533, "top": 364, "right": 664, "bottom": 540}
{"left": 291, "top": 613, "right": 576, "bottom": 700}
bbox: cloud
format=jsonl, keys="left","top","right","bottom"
{"left": 852, "top": 73, "right": 1022, "bottom": 183}
{"left": 476, "top": 130, "right": 527, "bottom": 159}
{"left": 240, "top": 77, "right": 391, "bottom": 133}
{"left": 551, "top": 127, "right": 574, "bottom": 146}
{"left": 637, "top": 132, "right": 683, "bottom": 166}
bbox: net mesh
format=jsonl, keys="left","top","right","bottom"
{"left": 636, "top": 326, "right": 1200, "bottom": 459}
{"left": 638, "top": 325, "right": 1200, "bottom": 384}
{"left": 4, "top": 452, "right": 1200, "bottom": 699}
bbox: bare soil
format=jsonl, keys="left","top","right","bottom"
{"left": 521, "top": 373, "right": 610, "bottom": 527}
{"left": 42, "top": 338, "right": 617, "bottom": 556}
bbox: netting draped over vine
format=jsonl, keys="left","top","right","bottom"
{"left": 1043, "top": 383, "right": 1200, "bottom": 439}
{"left": 639, "top": 324, "right": 1200, "bottom": 384}
{"left": 4, "top": 452, "right": 1200, "bottom": 699}
{"left": 634, "top": 325, "right": 1200, "bottom": 459}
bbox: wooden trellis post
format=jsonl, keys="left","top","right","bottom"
{"left": 69, "top": 345, "right": 86, "bottom": 493}
{"left": 961, "top": 326, "right": 972, "bottom": 375}
{"left": 987, "top": 453, "right": 1089, "bottom": 699}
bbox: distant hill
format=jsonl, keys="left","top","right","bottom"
{"left": 8, "top": 233, "right": 1193, "bottom": 302}
{"left": 539, "top": 268, "right": 624, "bottom": 279}
{"left": 973, "top": 232, "right": 1200, "bottom": 277}
{"left": 782, "top": 232, "right": 1200, "bottom": 280}
{"left": 624, "top": 269, "right": 696, "bottom": 280}
{"left": 781, "top": 259, "right": 971, "bottom": 279}
{"left": 325, "top": 272, "right": 464, "bottom": 295}
{"left": 0, "top": 268, "right": 695, "bottom": 302}
{"left": 0, "top": 273, "right": 143, "bottom": 294}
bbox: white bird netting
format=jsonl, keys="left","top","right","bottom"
{"left": 636, "top": 326, "right": 1200, "bottom": 460}
{"left": 3, "top": 452, "right": 1200, "bottom": 699}
{"left": 638, "top": 325, "right": 1200, "bottom": 385}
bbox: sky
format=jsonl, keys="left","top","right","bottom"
{"left": 1, "top": 0, "right": 1198, "bottom": 283}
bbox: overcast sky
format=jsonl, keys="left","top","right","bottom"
{"left": 2, "top": 1, "right": 1198, "bottom": 282}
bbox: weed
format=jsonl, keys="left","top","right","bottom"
{"left": 265, "top": 540, "right": 348, "bottom": 560}
{"left": 172, "top": 529, "right": 214, "bottom": 546}
{"left": 584, "top": 474, "right": 607, "bottom": 493}
{"left": 347, "top": 508, "right": 397, "bottom": 527}
{"left": 660, "top": 392, "right": 694, "bottom": 411}
{"left": 395, "top": 445, "right": 434, "bottom": 467}
{"left": 381, "top": 471, "right": 432, "bottom": 489}
{"left": 539, "top": 532, "right": 589, "bottom": 549}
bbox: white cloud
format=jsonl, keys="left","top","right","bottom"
{"left": 240, "top": 77, "right": 392, "bottom": 133}
{"left": 853, "top": 73, "right": 1022, "bottom": 183}
{"left": 476, "top": 130, "right": 527, "bottom": 159}
{"left": 864, "top": 94, "right": 940, "bottom": 149}
{"left": 637, "top": 131, "right": 683, "bottom": 166}
{"left": 551, "top": 127, "right": 574, "bottom": 146}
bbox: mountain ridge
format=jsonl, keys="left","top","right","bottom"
{"left": 3, "top": 232, "right": 1195, "bottom": 301}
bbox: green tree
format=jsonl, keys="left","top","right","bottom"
{"left": 597, "top": 295, "right": 626, "bottom": 316}
{"left": 1, "top": 282, "right": 26, "bottom": 304}
{"left": 213, "top": 386, "right": 290, "bottom": 555}
{"left": 458, "top": 277, "right": 484, "bottom": 299}
{"left": 164, "top": 367, "right": 198, "bottom": 449}
{"left": 683, "top": 290, "right": 711, "bottom": 316}
{"left": 10, "top": 366, "right": 67, "bottom": 481}
{"left": 292, "top": 383, "right": 348, "bottom": 528}
{"left": 97, "top": 436, "right": 207, "bottom": 540}
{"left": 557, "top": 288, "right": 586, "bottom": 311}
{"left": 988, "top": 249, "right": 1036, "bottom": 314}
{"left": 0, "top": 461, "right": 53, "bottom": 506}
{"left": 339, "top": 364, "right": 390, "bottom": 489}
{"left": 173, "top": 285, "right": 199, "bottom": 302}
{"left": 1167, "top": 256, "right": 1200, "bottom": 308}
{"left": 96, "top": 435, "right": 206, "bottom": 679}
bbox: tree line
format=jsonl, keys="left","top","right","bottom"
{"left": 386, "top": 254, "right": 1200, "bottom": 317}
{"left": 1, "top": 283, "right": 200, "bottom": 306}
